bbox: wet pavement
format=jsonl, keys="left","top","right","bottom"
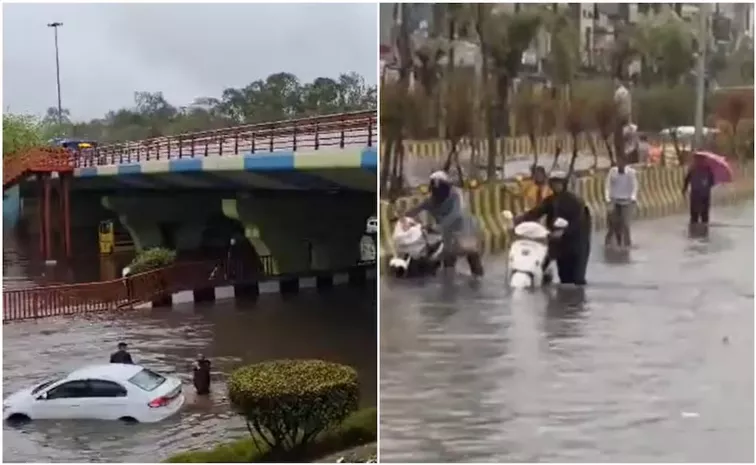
{"left": 3, "top": 248, "right": 376, "bottom": 462}
{"left": 380, "top": 203, "right": 754, "bottom": 462}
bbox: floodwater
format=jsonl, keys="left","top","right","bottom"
{"left": 380, "top": 204, "right": 754, "bottom": 462}
{"left": 3, "top": 239, "right": 376, "bottom": 463}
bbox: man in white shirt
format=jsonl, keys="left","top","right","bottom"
{"left": 604, "top": 157, "right": 638, "bottom": 248}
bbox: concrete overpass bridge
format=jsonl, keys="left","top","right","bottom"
{"left": 6, "top": 111, "right": 377, "bottom": 275}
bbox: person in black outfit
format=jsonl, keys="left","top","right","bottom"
{"left": 192, "top": 354, "right": 212, "bottom": 395}
{"left": 515, "top": 171, "right": 592, "bottom": 286}
{"left": 110, "top": 342, "right": 134, "bottom": 364}
{"left": 682, "top": 156, "right": 716, "bottom": 225}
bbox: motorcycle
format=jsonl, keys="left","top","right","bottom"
{"left": 501, "top": 210, "right": 569, "bottom": 288}
{"left": 387, "top": 217, "right": 444, "bottom": 278}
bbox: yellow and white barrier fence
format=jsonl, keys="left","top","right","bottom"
{"left": 380, "top": 163, "right": 753, "bottom": 260}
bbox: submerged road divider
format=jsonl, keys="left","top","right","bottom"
{"left": 380, "top": 163, "right": 754, "bottom": 261}
{"left": 3, "top": 260, "right": 376, "bottom": 322}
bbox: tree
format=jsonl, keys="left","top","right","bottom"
{"left": 37, "top": 72, "right": 375, "bottom": 144}
{"left": 3, "top": 114, "right": 46, "bottom": 156}
{"left": 478, "top": 7, "right": 543, "bottom": 178}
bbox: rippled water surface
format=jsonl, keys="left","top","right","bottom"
{"left": 381, "top": 204, "right": 754, "bottom": 463}
{"left": 3, "top": 286, "right": 376, "bottom": 462}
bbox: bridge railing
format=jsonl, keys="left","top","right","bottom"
{"left": 76, "top": 110, "right": 377, "bottom": 167}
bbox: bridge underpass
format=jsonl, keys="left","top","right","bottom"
{"left": 9, "top": 111, "right": 377, "bottom": 277}
{"left": 380, "top": 203, "right": 753, "bottom": 462}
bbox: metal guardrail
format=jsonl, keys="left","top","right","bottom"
{"left": 2, "top": 255, "right": 373, "bottom": 322}
{"left": 76, "top": 110, "right": 377, "bottom": 167}
{"left": 2, "top": 260, "right": 255, "bottom": 322}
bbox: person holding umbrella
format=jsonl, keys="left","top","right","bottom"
{"left": 682, "top": 151, "right": 732, "bottom": 226}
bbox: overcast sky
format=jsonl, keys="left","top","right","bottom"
{"left": 3, "top": 3, "right": 377, "bottom": 121}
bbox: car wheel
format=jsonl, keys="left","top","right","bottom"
{"left": 118, "top": 416, "right": 139, "bottom": 424}
{"left": 6, "top": 413, "right": 31, "bottom": 424}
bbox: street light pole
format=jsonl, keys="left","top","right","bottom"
{"left": 47, "top": 22, "right": 63, "bottom": 127}
{"left": 693, "top": 5, "right": 708, "bottom": 150}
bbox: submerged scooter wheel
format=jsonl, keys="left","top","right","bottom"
{"left": 509, "top": 272, "right": 533, "bottom": 288}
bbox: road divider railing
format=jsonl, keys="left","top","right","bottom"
{"left": 380, "top": 162, "right": 753, "bottom": 260}
{"left": 394, "top": 133, "right": 687, "bottom": 165}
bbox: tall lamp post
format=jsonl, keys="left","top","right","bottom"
{"left": 47, "top": 22, "right": 64, "bottom": 126}
{"left": 693, "top": 5, "right": 708, "bottom": 150}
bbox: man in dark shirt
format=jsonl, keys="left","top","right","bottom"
{"left": 515, "top": 171, "right": 592, "bottom": 285}
{"left": 192, "top": 354, "right": 212, "bottom": 395}
{"left": 110, "top": 342, "right": 134, "bottom": 364}
{"left": 682, "top": 156, "right": 716, "bottom": 225}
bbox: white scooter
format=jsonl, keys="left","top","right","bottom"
{"left": 501, "top": 210, "right": 569, "bottom": 288}
{"left": 388, "top": 217, "right": 444, "bottom": 278}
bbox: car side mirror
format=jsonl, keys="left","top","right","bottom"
{"left": 36, "top": 392, "right": 48, "bottom": 401}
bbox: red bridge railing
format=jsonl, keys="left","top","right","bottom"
{"left": 77, "top": 110, "right": 377, "bottom": 167}
{"left": 3, "top": 148, "right": 74, "bottom": 189}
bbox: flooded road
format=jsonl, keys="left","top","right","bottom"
{"left": 380, "top": 204, "right": 753, "bottom": 462}
{"left": 3, "top": 285, "right": 376, "bottom": 462}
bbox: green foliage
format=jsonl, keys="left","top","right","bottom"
{"left": 228, "top": 359, "right": 359, "bottom": 456}
{"left": 164, "top": 407, "right": 376, "bottom": 463}
{"left": 633, "top": 84, "right": 698, "bottom": 131}
{"left": 47, "top": 72, "right": 375, "bottom": 144}
{"left": 128, "top": 247, "right": 176, "bottom": 275}
{"left": 3, "top": 114, "right": 46, "bottom": 157}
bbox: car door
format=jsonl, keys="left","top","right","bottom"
{"left": 83, "top": 379, "right": 130, "bottom": 420}
{"left": 32, "top": 380, "right": 91, "bottom": 420}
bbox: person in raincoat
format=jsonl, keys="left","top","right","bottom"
{"left": 514, "top": 171, "right": 592, "bottom": 285}
{"left": 401, "top": 170, "right": 484, "bottom": 277}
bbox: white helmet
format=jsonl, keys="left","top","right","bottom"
{"left": 548, "top": 170, "right": 568, "bottom": 182}
{"left": 429, "top": 170, "right": 451, "bottom": 183}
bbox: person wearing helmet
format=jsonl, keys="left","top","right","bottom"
{"left": 514, "top": 171, "right": 591, "bottom": 286}
{"left": 401, "top": 170, "right": 484, "bottom": 277}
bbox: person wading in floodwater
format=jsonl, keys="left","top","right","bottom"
{"left": 110, "top": 342, "right": 134, "bottom": 364}
{"left": 604, "top": 156, "right": 638, "bottom": 248}
{"left": 682, "top": 155, "right": 716, "bottom": 226}
{"left": 514, "top": 171, "right": 592, "bottom": 286}
{"left": 401, "top": 170, "right": 484, "bottom": 278}
{"left": 192, "top": 354, "right": 212, "bottom": 396}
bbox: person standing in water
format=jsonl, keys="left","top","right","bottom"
{"left": 192, "top": 354, "right": 212, "bottom": 395}
{"left": 401, "top": 170, "right": 484, "bottom": 277}
{"left": 604, "top": 156, "right": 638, "bottom": 248}
{"left": 682, "top": 155, "right": 716, "bottom": 225}
{"left": 515, "top": 171, "right": 592, "bottom": 285}
{"left": 110, "top": 342, "right": 134, "bottom": 364}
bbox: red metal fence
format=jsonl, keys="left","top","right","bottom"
{"left": 77, "top": 110, "right": 377, "bottom": 167}
{"left": 2, "top": 260, "right": 252, "bottom": 322}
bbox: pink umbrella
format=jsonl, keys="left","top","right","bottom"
{"left": 693, "top": 151, "right": 733, "bottom": 185}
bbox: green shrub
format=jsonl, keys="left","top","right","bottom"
{"left": 128, "top": 247, "right": 176, "bottom": 274}
{"left": 164, "top": 407, "right": 376, "bottom": 463}
{"left": 227, "top": 359, "right": 360, "bottom": 458}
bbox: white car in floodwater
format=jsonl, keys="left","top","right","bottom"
{"left": 3, "top": 364, "right": 184, "bottom": 423}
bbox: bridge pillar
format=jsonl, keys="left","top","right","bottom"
{"left": 102, "top": 194, "right": 224, "bottom": 252}
{"left": 223, "top": 191, "right": 374, "bottom": 274}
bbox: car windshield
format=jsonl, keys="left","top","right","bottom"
{"left": 31, "top": 379, "right": 61, "bottom": 395}
{"left": 127, "top": 368, "right": 166, "bottom": 392}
